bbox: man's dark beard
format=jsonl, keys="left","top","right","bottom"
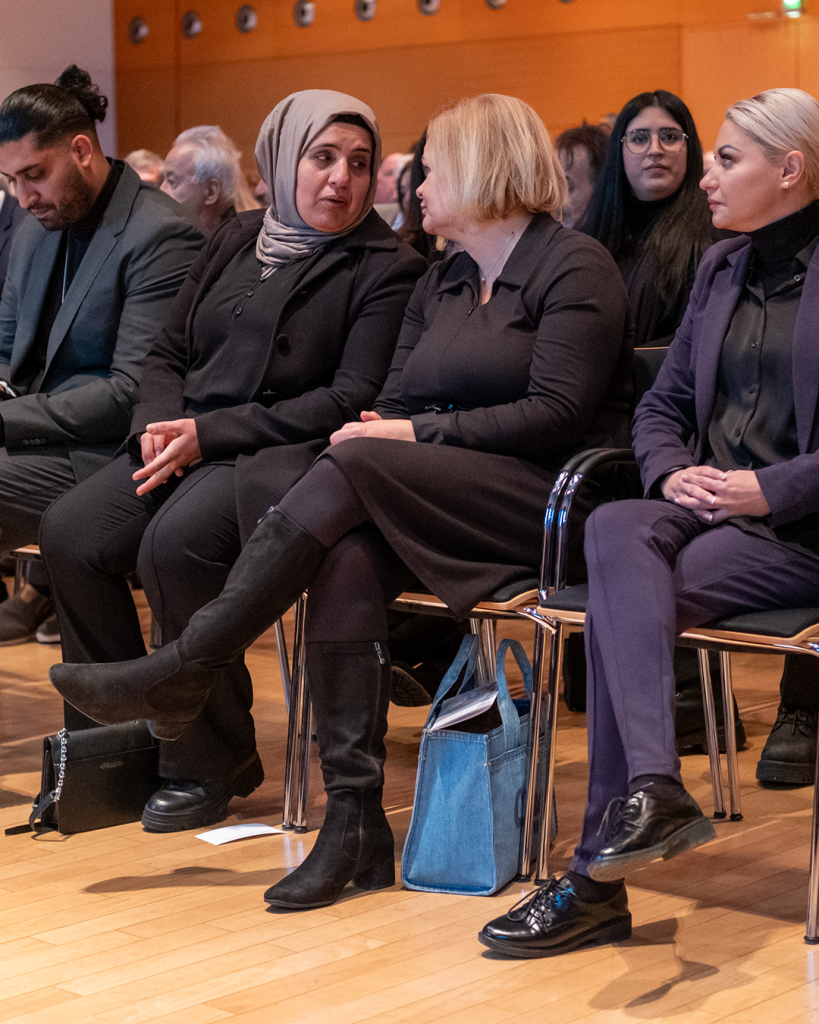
{"left": 36, "top": 164, "right": 98, "bottom": 231}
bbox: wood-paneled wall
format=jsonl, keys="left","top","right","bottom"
{"left": 114, "top": 0, "right": 818, "bottom": 168}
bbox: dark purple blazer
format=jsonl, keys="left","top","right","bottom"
{"left": 0, "top": 195, "right": 27, "bottom": 301}
{"left": 633, "top": 234, "right": 819, "bottom": 528}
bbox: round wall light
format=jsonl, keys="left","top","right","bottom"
{"left": 485, "top": 0, "right": 506, "bottom": 8}
{"left": 418, "top": 0, "right": 440, "bottom": 13}
{"left": 236, "top": 4, "right": 257, "bottom": 31}
{"left": 293, "top": 0, "right": 315, "bottom": 25}
{"left": 181, "top": 10, "right": 202, "bottom": 37}
{"left": 354, "top": 0, "right": 376, "bottom": 21}
{"left": 128, "top": 16, "right": 149, "bottom": 43}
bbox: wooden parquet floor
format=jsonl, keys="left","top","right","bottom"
{"left": 1, "top": 588, "right": 818, "bottom": 1024}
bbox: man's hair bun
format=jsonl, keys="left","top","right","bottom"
{"left": 55, "top": 65, "right": 108, "bottom": 124}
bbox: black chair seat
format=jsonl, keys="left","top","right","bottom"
{"left": 392, "top": 577, "right": 540, "bottom": 610}
{"left": 540, "top": 584, "right": 589, "bottom": 614}
{"left": 697, "top": 606, "right": 819, "bottom": 640}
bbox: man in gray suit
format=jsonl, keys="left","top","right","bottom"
{"left": 0, "top": 65, "right": 203, "bottom": 644}
{"left": 0, "top": 178, "right": 27, "bottom": 301}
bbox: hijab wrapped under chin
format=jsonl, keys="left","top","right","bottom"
{"left": 255, "top": 89, "right": 381, "bottom": 278}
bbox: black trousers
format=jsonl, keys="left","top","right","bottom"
{"left": 42, "top": 453, "right": 417, "bottom": 783}
{"left": 41, "top": 452, "right": 253, "bottom": 782}
{"left": 570, "top": 499, "right": 819, "bottom": 876}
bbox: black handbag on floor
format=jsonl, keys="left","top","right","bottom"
{"left": 26, "top": 722, "right": 160, "bottom": 835}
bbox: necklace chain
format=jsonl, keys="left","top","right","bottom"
{"left": 479, "top": 223, "right": 527, "bottom": 285}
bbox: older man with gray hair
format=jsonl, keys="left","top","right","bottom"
{"left": 161, "top": 126, "right": 244, "bottom": 236}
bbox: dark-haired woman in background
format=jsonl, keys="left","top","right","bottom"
{"left": 396, "top": 131, "right": 442, "bottom": 264}
{"left": 571, "top": 90, "right": 739, "bottom": 747}
{"left": 581, "top": 89, "right": 714, "bottom": 348}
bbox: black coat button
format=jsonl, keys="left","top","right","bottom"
{"left": 276, "top": 334, "right": 289, "bottom": 352}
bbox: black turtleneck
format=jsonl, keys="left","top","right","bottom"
{"left": 706, "top": 199, "right": 819, "bottom": 556}
{"left": 617, "top": 192, "right": 698, "bottom": 348}
{"left": 625, "top": 191, "right": 677, "bottom": 239}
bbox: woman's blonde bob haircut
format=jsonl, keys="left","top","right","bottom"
{"left": 726, "top": 88, "right": 819, "bottom": 198}
{"left": 425, "top": 93, "right": 568, "bottom": 225}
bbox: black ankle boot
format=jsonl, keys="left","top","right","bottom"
{"left": 264, "top": 640, "right": 395, "bottom": 909}
{"left": 265, "top": 789, "right": 394, "bottom": 908}
{"left": 49, "top": 508, "right": 327, "bottom": 739}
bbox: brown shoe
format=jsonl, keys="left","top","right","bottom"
{"left": 0, "top": 585, "right": 53, "bottom": 645}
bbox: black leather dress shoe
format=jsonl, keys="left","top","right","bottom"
{"left": 479, "top": 877, "right": 631, "bottom": 958}
{"left": 142, "top": 753, "right": 264, "bottom": 832}
{"left": 588, "top": 785, "right": 716, "bottom": 882}
{"left": 756, "top": 704, "right": 818, "bottom": 786}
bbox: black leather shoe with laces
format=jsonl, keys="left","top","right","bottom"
{"left": 141, "top": 753, "right": 264, "bottom": 832}
{"left": 588, "top": 785, "right": 716, "bottom": 882}
{"left": 756, "top": 704, "right": 818, "bottom": 786}
{"left": 479, "top": 876, "right": 631, "bottom": 958}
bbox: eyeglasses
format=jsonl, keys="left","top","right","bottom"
{"left": 621, "top": 128, "right": 688, "bottom": 155}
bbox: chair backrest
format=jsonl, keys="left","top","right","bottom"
{"left": 633, "top": 346, "right": 669, "bottom": 405}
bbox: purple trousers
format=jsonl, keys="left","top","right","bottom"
{"left": 570, "top": 499, "right": 819, "bottom": 875}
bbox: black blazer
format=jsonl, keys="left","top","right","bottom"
{"left": 130, "top": 208, "right": 426, "bottom": 539}
{"left": 0, "top": 195, "right": 27, "bottom": 302}
{"left": 0, "top": 165, "right": 204, "bottom": 479}
{"left": 635, "top": 235, "right": 819, "bottom": 528}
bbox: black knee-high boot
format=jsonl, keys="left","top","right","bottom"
{"left": 49, "top": 509, "right": 327, "bottom": 739}
{"left": 264, "top": 640, "right": 395, "bottom": 909}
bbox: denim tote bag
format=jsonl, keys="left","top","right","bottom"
{"left": 402, "top": 635, "right": 540, "bottom": 896}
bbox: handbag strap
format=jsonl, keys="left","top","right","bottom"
{"left": 495, "top": 638, "right": 533, "bottom": 751}
{"left": 28, "top": 727, "right": 68, "bottom": 835}
{"left": 425, "top": 634, "right": 480, "bottom": 728}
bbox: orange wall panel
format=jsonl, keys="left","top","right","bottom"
{"left": 121, "top": 23, "right": 680, "bottom": 162}
{"left": 117, "top": 67, "right": 178, "bottom": 156}
{"left": 115, "top": 0, "right": 176, "bottom": 71}
{"left": 681, "top": 20, "right": 800, "bottom": 148}
{"left": 113, "top": 0, "right": 819, "bottom": 169}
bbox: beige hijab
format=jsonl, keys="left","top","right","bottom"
{"left": 255, "top": 89, "right": 381, "bottom": 278}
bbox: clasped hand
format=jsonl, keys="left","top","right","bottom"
{"left": 661, "top": 466, "right": 770, "bottom": 523}
{"left": 134, "top": 418, "right": 202, "bottom": 495}
{"left": 330, "top": 410, "right": 416, "bottom": 445}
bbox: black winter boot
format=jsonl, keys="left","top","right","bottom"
{"left": 264, "top": 640, "right": 395, "bottom": 908}
{"left": 49, "top": 508, "right": 327, "bottom": 739}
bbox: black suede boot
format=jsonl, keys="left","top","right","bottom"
{"left": 49, "top": 508, "right": 327, "bottom": 740}
{"left": 264, "top": 640, "right": 395, "bottom": 909}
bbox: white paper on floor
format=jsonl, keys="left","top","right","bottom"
{"left": 195, "top": 823, "right": 285, "bottom": 845}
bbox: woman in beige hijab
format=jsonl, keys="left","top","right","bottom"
{"left": 41, "top": 90, "right": 425, "bottom": 833}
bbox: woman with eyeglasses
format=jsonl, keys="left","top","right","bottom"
{"left": 581, "top": 89, "right": 714, "bottom": 349}
{"left": 570, "top": 90, "right": 737, "bottom": 752}
{"left": 480, "top": 86, "right": 819, "bottom": 959}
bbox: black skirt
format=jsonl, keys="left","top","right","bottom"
{"left": 322, "top": 437, "right": 556, "bottom": 620}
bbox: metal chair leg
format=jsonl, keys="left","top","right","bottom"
{"left": 697, "top": 649, "right": 726, "bottom": 819}
{"left": 282, "top": 595, "right": 311, "bottom": 832}
{"left": 806, "top": 645, "right": 819, "bottom": 943}
{"left": 719, "top": 651, "right": 743, "bottom": 821}
{"left": 479, "top": 618, "right": 497, "bottom": 682}
{"left": 273, "top": 618, "right": 292, "bottom": 713}
{"left": 13, "top": 556, "right": 24, "bottom": 595}
{"left": 535, "top": 620, "right": 563, "bottom": 884}
{"left": 515, "top": 617, "right": 552, "bottom": 880}
{"left": 469, "top": 617, "right": 492, "bottom": 687}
